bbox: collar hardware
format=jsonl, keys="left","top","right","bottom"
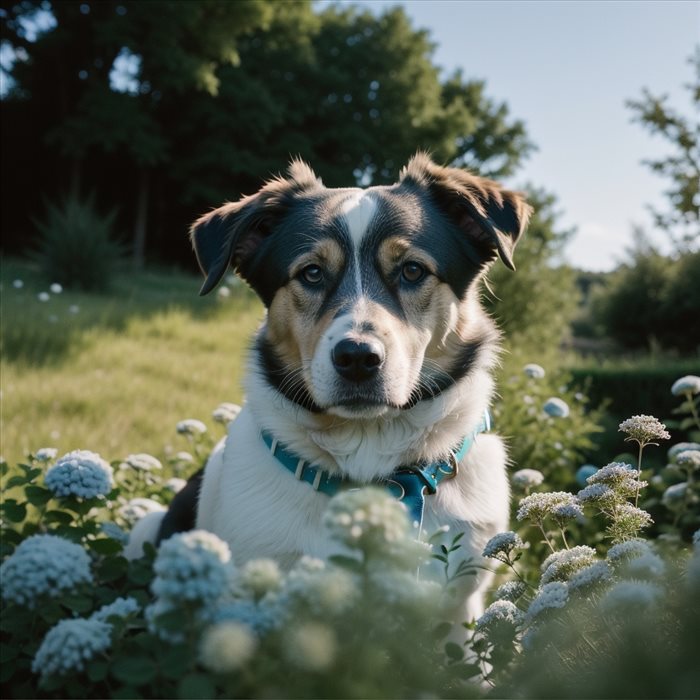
{"left": 261, "top": 410, "right": 490, "bottom": 525}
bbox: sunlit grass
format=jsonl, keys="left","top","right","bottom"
{"left": 1, "top": 259, "right": 263, "bottom": 466}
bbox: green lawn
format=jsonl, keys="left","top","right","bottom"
{"left": 1, "top": 258, "right": 263, "bottom": 467}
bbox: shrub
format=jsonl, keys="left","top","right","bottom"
{"left": 31, "top": 193, "right": 126, "bottom": 292}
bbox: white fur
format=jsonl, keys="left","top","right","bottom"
{"left": 340, "top": 190, "right": 377, "bottom": 296}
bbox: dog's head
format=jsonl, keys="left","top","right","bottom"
{"left": 191, "top": 154, "right": 531, "bottom": 418}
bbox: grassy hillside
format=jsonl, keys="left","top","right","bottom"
{"left": 1, "top": 259, "right": 264, "bottom": 466}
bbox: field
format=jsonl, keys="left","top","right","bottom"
{"left": 2, "top": 259, "right": 262, "bottom": 467}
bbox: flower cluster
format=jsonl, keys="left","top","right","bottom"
{"left": 525, "top": 582, "right": 568, "bottom": 622}
{"left": 482, "top": 531, "right": 525, "bottom": 563}
{"left": 176, "top": 419, "right": 207, "bottom": 436}
{"left": 31, "top": 618, "right": 112, "bottom": 679}
{"left": 200, "top": 621, "right": 257, "bottom": 673}
{"left": 0, "top": 534, "right": 92, "bottom": 607}
{"left": 671, "top": 375, "right": 700, "bottom": 397}
{"left": 540, "top": 546, "right": 597, "bottom": 585}
{"left": 523, "top": 363, "right": 546, "bottom": 379}
{"left": 619, "top": 415, "right": 670, "bottom": 445}
{"left": 151, "top": 530, "right": 233, "bottom": 604}
{"left": 120, "top": 453, "right": 162, "bottom": 472}
{"left": 45, "top": 450, "right": 114, "bottom": 499}
{"left": 322, "top": 487, "right": 411, "bottom": 554}
{"left": 516, "top": 491, "right": 579, "bottom": 524}
{"left": 212, "top": 402, "right": 242, "bottom": 425}
{"left": 476, "top": 599, "right": 524, "bottom": 632}
{"left": 511, "top": 468, "right": 544, "bottom": 490}
{"left": 543, "top": 397, "right": 570, "bottom": 418}
{"left": 91, "top": 596, "right": 140, "bottom": 623}
{"left": 118, "top": 497, "right": 165, "bottom": 524}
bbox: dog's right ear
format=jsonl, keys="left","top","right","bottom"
{"left": 190, "top": 160, "right": 321, "bottom": 298}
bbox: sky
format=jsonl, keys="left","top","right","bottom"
{"left": 330, "top": 0, "right": 699, "bottom": 270}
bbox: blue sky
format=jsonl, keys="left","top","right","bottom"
{"left": 330, "top": 0, "right": 698, "bottom": 270}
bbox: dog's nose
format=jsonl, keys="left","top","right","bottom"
{"left": 332, "top": 338, "right": 385, "bottom": 382}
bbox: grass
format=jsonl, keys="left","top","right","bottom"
{"left": 1, "top": 258, "right": 264, "bottom": 467}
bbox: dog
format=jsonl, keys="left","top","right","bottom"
{"left": 126, "top": 153, "right": 531, "bottom": 622}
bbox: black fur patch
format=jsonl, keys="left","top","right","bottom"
{"left": 156, "top": 468, "right": 204, "bottom": 545}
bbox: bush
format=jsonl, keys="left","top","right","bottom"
{"left": 31, "top": 194, "right": 126, "bottom": 292}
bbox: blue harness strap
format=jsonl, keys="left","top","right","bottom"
{"left": 261, "top": 410, "right": 491, "bottom": 524}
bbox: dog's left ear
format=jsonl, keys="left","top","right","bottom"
{"left": 190, "top": 160, "right": 321, "bottom": 298}
{"left": 400, "top": 153, "right": 532, "bottom": 270}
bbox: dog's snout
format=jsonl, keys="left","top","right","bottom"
{"left": 331, "top": 338, "right": 385, "bottom": 382}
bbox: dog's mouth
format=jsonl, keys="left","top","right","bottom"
{"left": 325, "top": 392, "right": 401, "bottom": 418}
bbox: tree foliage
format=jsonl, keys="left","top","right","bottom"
{"left": 626, "top": 49, "right": 700, "bottom": 252}
{"left": 1, "top": 1, "right": 535, "bottom": 268}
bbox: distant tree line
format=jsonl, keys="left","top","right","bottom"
{"left": 1, "top": 0, "right": 534, "bottom": 269}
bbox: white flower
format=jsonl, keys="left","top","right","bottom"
{"left": 0, "top": 535, "right": 92, "bottom": 607}
{"left": 567, "top": 561, "right": 612, "bottom": 592}
{"left": 323, "top": 487, "right": 410, "bottom": 552}
{"left": 494, "top": 580, "right": 527, "bottom": 602}
{"left": 511, "top": 469, "right": 544, "bottom": 489}
{"left": 118, "top": 497, "right": 165, "bottom": 524}
{"left": 34, "top": 447, "right": 58, "bottom": 462}
{"left": 543, "top": 397, "right": 570, "bottom": 418}
{"left": 217, "top": 286, "right": 231, "bottom": 299}
{"left": 200, "top": 621, "right": 257, "bottom": 673}
{"left": 671, "top": 375, "right": 700, "bottom": 396}
{"left": 32, "top": 618, "right": 112, "bottom": 679}
{"left": 37, "top": 291, "right": 50, "bottom": 302}
{"left": 623, "top": 551, "right": 666, "bottom": 579}
{"left": 668, "top": 442, "right": 700, "bottom": 461}
{"left": 676, "top": 450, "right": 700, "bottom": 470}
{"left": 91, "top": 596, "right": 140, "bottom": 622}
{"left": 606, "top": 539, "right": 653, "bottom": 563}
{"left": 12, "top": 279, "right": 23, "bottom": 288}
{"left": 577, "top": 482, "right": 616, "bottom": 505}
{"left": 285, "top": 622, "right": 337, "bottom": 672}
{"left": 176, "top": 419, "right": 207, "bottom": 436}
{"left": 540, "top": 546, "right": 597, "bottom": 585}
{"left": 212, "top": 402, "right": 242, "bottom": 425}
{"left": 612, "top": 502, "right": 653, "bottom": 531}
{"left": 476, "top": 599, "right": 524, "bottom": 631}
{"left": 49, "top": 283, "right": 63, "bottom": 294}
{"left": 45, "top": 450, "right": 114, "bottom": 499}
{"left": 523, "top": 363, "right": 545, "bottom": 379}
{"left": 551, "top": 501, "right": 584, "bottom": 522}
{"left": 68, "top": 304, "right": 80, "bottom": 314}
{"left": 366, "top": 567, "right": 442, "bottom": 609}
{"left": 601, "top": 580, "right": 662, "bottom": 612}
{"left": 661, "top": 482, "right": 689, "bottom": 509}
{"left": 152, "top": 530, "right": 232, "bottom": 604}
{"left": 516, "top": 491, "right": 579, "bottom": 523}
{"left": 121, "top": 453, "right": 162, "bottom": 472}
{"left": 619, "top": 415, "right": 670, "bottom": 444}
{"left": 165, "top": 477, "right": 187, "bottom": 493}
{"left": 482, "top": 531, "right": 525, "bottom": 561}
{"left": 173, "top": 451, "right": 194, "bottom": 463}
{"left": 526, "top": 582, "right": 568, "bottom": 621}
{"left": 275, "top": 563, "right": 358, "bottom": 618}
{"left": 237, "top": 559, "right": 282, "bottom": 599}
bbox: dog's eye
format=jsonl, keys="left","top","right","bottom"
{"left": 300, "top": 264, "right": 324, "bottom": 285}
{"left": 401, "top": 261, "right": 426, "bottom": 284}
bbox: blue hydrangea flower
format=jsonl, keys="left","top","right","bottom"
{"left": 91, "top": 596, "right": 140, "bottom": 622}
{"left": 212, "top": 599, "right": 277, "bottom": 634}
{"left": 0, "top": 534, "right": 93, "bottom": 607}
{"left": 32, "top": 618, "right": 112, "bottom": 679}
{"left": 34, "top": 447, "right": 58, "bottom": 462}
{"left": 152, "top": 530, "right": 233, "bottom": 604}
{"left": 575, "top": 464, "right": 598, "bottom": 487}
{"left": 45, "top": 450, "right": 114, "bottom": 499}
{"left": 523, "top": 363, "right": 546, "bottom": 379}
{"left": 671, "top": 375, "right": 700, "bottom": 397}
{"left": 543, "top": 397, "right": 570, "bottom": 418}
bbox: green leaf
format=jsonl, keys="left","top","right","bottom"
{"left": 62, "top": 594, "right": 94, "bottom": 614}
{"left": 20, "top": 465, "right": 42, "bottom": 482}
{"left": 44, "top": 509, "right": 74, "bottom": 525}
{"left": 97, "top": 555, "right": 129, "bottom": 583}
{"left": 87, "top": 661, "right": 109, "bottom": 682}
{"left": 111, "top": 656, "right": 157, "bottom": 686}
{"left": 432, "top": 554, "right": 448, "bottom": 563}
{"left": 432, "top": 621, "right": 452, "bottom": 639}
{"left": 178, "top": 673, "right": 217, "bottom": 700}
{"left": 0, "top": 500, "right": 27, "bottom": 522}
{"left": 444, "top": 641, "right": 465, "bottom": 661}
{"left": 453, "top": 662, "right": 482, "bottom": 680}
{"left": 25, "top": 485, "right": 53, "bottom": 507}
{"left": 5, "top": 475, "right": 29, "bottom": 489}
{"left": 161, "top": 645, "right": 192, "bottom": 680}
{"left": 88, "top": 538, "right": 123, "bottom": 555}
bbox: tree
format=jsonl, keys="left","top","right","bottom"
{"left": 626, "top": 49, "right": 700, "bottom": 252}
{"left": 2, "top": 0, "right": 277, "bottom": 265}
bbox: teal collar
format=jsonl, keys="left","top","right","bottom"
{"left": 261, "top": 410, "right": 491, "bottom": 525}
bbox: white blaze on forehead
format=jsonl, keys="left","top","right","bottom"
{"left": 340, "top": 190, "right": 377, "bottom": 246}
{"left": 340, "top": 190, "right": 377, "bottom": 296}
